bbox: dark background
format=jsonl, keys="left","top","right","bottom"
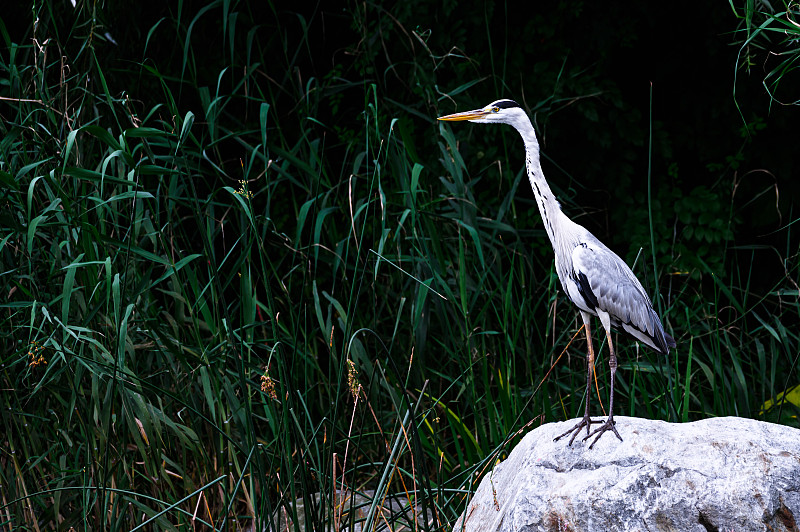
{"left": 80, "top": 0, "right": 796, "bottom": 283}
{"left": 11, "top": 1, "right": 795, "bottom": 257}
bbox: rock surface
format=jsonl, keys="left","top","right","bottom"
{"left": 455, "top": 416, "right": 800, "bottom": 532}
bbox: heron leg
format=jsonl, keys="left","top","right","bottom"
{"left": 554, "top": 311, "right": 600, "bottom": 445}
{"left": 585, "top": 325, "right": 623, "bottom": 449}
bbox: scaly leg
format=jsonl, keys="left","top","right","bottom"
{"left": 555, "top": 311, "right": 601, "bottom": 445}
{"left": 585, "top": 312, "right": 623, "bottom": 448}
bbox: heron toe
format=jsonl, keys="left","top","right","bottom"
{"left": 585, "top": 417, "right": 623, "bottom": 449}
{"left": 554, "top": 414, "right": 602, "bottom": 446}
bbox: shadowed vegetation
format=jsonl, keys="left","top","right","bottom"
{"left": 0, "top": 1, "right": 798, "bottom": 529}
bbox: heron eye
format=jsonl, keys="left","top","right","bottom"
{"left": 492, "top": 107, "right": 500, "bottom": 113}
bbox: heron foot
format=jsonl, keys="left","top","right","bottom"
{"left": 584, "top": 417, "right": 623, "bottom": 449}
{"left": 554, "top": 414, "right": 601, "bottom": 446}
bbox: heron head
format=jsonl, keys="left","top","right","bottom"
{"left": 437, "top": 99, "right": 527, "bottom": 127}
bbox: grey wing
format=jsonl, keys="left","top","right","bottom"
{"left": 571, "top": 239, "right": 674, "bottom": 354}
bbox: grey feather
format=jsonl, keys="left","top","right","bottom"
{"left": 571, "top": 236, "right": 674, "bottom": 354}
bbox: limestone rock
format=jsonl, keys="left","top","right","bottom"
{"left": 455, "top": 416, "right": 800, "bottom": 532}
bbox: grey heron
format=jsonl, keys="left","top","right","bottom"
{"left": 438, "top": 99, "right": 675, "bottom": 448}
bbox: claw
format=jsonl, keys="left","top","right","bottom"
{"left": 584, "top": 416, "right": 623, "bottom": 449}
{"left": 554, "top": 414, "right": 601, "bottom": 446}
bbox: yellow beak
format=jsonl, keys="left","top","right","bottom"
{"left": 437, "top": 109, "right": 489, "bottom": 121}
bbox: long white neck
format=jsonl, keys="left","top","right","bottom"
{"left": 514, "top": 120, "right": 568, "bottom": 249}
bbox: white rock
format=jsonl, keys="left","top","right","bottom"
{"left": 455, "top": 416, "right": 800, "bottom": 532}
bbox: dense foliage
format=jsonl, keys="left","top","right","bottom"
{"left": 1, "top": 1, "right": 798, "bottom": 529}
